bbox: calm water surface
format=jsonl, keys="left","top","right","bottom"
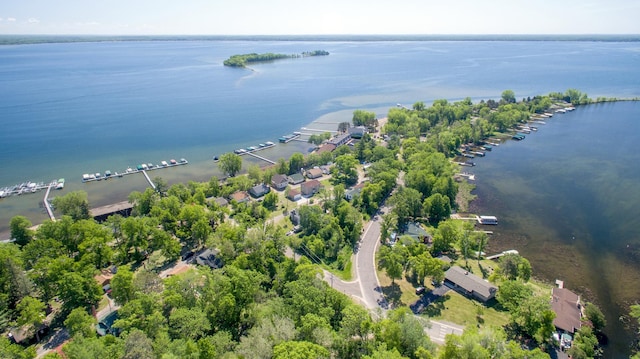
{"left": 1, "top": 39, "right": 639, "bottom": 357}
{"left": 471, "top": 101, "right": 640, "bottom": 357}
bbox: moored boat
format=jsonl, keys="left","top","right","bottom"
{"left": 56, "top": 178, "right": 65, "bottom": 190}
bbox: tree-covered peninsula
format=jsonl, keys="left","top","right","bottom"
{"left": 223, "top": 50, "right": 329, "bottom": 67}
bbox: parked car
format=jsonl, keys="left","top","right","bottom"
{"left": 416, "top": 286, "right": 426, "bottom": 295}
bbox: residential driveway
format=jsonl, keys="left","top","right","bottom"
{"left": 410, "top": 285, "right": 450, "bottom": 315}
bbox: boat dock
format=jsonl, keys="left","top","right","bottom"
{"left": 0, "top": 180, "right": 59, "bottom": 198}
{"left": 43, "top": 183, "right": 56, "bottom": 221}
{"left": 456, "top": 172, "right": 476, "bottom": 181}
{"left": 82, "top": 158, "right": 188, "bottom": 183}
{"left": 486, "top": 249, "right": 519, "bottom": 260}
{"left": 141, "top": 170, "right": 156, "bottom": 190}
{"left": 300, "top": 127, "right": 338, "bottom": 134}
{"left": 243, "top": 151, "right": 276, "bottom": 164}
{"left": 278, "top": 133, "right": 301, "bottom": 143}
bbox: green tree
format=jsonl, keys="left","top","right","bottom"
{"left": 378, "top": 245, "right": 407, "bottom": 284}
{"left": 288, "top": 152, "right": 305, "bottom": 175}
{"left": 332, "top": 154, "right": 359, "bottom": 186}
{"left": 567, "top": 326, "right": 601, "bottom": 359}
{"left": 273, "top": 340, "right": 330, "bottom": 359}
{"left": 9, "top": 216, "right": 34, "bottom": 247}
{"left": 111, "top": 265, "right": 135, "bottom": 305}
{"left": 496, "top": 280, "right": 533, "bottom": 312}
{"left": 122, "top": 330, "right": 155, "bottom": 359}
{"left": 64, "top": 307, "right": 97, "bottom": 338}
{"left": 501, "top": 89, "right": 516, "bottom": 103}
{"left": 58, "top": 270, "right": 102, "bottom": 311}
{"left": 169, "top": 307, "right": 211, "bottom": 340}
{"left": 52, "top": 191, "right": 91, "bottom": 220}
{"left": 423, "top": 193, "right": 451, "bottom": 224}
{"left": 218, "top": 153, "right": 242, "bottom": 177}
{"left": 584, "top": 302, "right": 606, "bottom": 333}
{"left": 352, "top": 109, "right": 377, "bottom": 129}
{"left": 16, "top": 296, "right": 46, "bottom": 341}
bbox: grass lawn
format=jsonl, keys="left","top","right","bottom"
{"left": 425, "top": 290, "right": 510, "bottom": 329}
{"left": 97, "top": 295, "right": 110, "bottom": 312}
{"left": 322, "top": 257, "right": 353, "bottom": 281}
{"left": 376, "top": 267, "right": 421, "bottom": 308}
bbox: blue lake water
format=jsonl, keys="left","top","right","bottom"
{"left": 1, "top": 39, "right": 639, "bottom": 356}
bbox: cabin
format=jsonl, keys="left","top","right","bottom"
{"left": 345, "top": 182, "right": 366, "bottom": 201}
{"left": 271, "top": 174, "right": 289, "bottom": 191}
{"left": 444, "top": 266, "right": 498, "bottom": 302}
{"left": 316, "top": 143, "right": 337, "bottom": 154}
{"left": 229, "top": 191, "right": 250, "bottom": 204}
{"left": 286, "top": 188, "right": 301, "bottom": 201}
{"left": 402, "top": 222, "right": 431, "bottom": 244}
{"left": 288, "top": 173, "right": 306, "bottom": 185}
{"left": 249, "top": 183, "right": 270, "bottom": 198}
{"left": 301, "top": 180, "right": 322, "bottom": 197}
{"left": 551, "top": 287, "right": 582, "bottom": 333}
{"left": 306, "top": 168, "right": 323, "bottom": 179}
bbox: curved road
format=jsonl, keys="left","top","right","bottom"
{"left": 322, "top": 206, "right": 464, "bottom": 343}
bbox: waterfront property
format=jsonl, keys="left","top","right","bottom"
{"left": 551, "top": 286, "right": 582, "bottom": 334}
{"left": 248, "top": 183, "right": 270, "bottom": 198}
{"left": 271, "top": 174, "right": 289, "bottom": 191}
{"left": 444, "top": 266, "right": 498, "bottom": 302}
{"left": 229, "top": 191, "right": 250, "bottom": 204}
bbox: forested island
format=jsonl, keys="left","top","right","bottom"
{"left": 223, "top": 50, "right": 329, "bottom": 67}
{"left": 2, "top": 89, "right": 639, "bottom": 359}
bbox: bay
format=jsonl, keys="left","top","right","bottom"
{"left": 1, "top": 38, "right": 639, "bottom": 357}
{"left": 471, "top": 101, "right": 640, "bottom": 357}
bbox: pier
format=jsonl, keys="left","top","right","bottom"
{"left": 141, "top": 170, "right": 156, "bottom": 190}
{"left": 486, "top": 249, "right": 519, "bottom": 260}
{"left": 300, "top": 127, "right": 338, "bottom": 134}
{"left": 278, "top": 133, "right": 301, "bottom": 143}
{"left": 82, "top": 158, "right": 188, "bottom": 183}
{"left": 244, "top": 151, "right": 276, "bottom": 164}
{"left": 43, "top": 183, "right": 56, "bottom": 221}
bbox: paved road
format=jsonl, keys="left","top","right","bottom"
{"left": 322, "top": 209, "right": 463, "bottom": 343}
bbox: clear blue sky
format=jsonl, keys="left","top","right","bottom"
{"left": 1, "top": 0, "right": 639, "bottom": 35}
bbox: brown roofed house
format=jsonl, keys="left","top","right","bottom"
{"left": 306, "top": 168, "right": 323, "bottom": 179}
{"left": 551, "top": 287, "right": 582, "bottom": 333}
{"left": 271, "top": 174, "right": 289, "bottom": 191}
{"left": 230, "top": 191, "right": 250, "bottom": 203}
{"left": 301, "top": 179, "right": 322, "bottom": 197}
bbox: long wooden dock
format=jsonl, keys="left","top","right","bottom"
{"left": 244, "top": 151, "right": 276, "bottom": 164}
{"left": 82, "top": 159, "right": 188, "bottom": 183}
{"left": 140, "top": 170, "right": 156, "bottom": 190}
{"left": 43, "top": 183, "right": 56, "bottom": 221}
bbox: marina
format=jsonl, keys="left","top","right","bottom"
{"left": 278, "top": 133, "right": 301, "bottom": 143}
{"left": 0, "top": 179, "right": 63, "bottom": 199}
{"left": 82, "top": 158, "right": 188, "bottom": 183}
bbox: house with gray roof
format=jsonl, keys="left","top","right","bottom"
{"left": 249, "top": 183, "right": 270, "bottom": 198}
{"left": 444, "top": 266, "right": 497, "bottom": 302}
